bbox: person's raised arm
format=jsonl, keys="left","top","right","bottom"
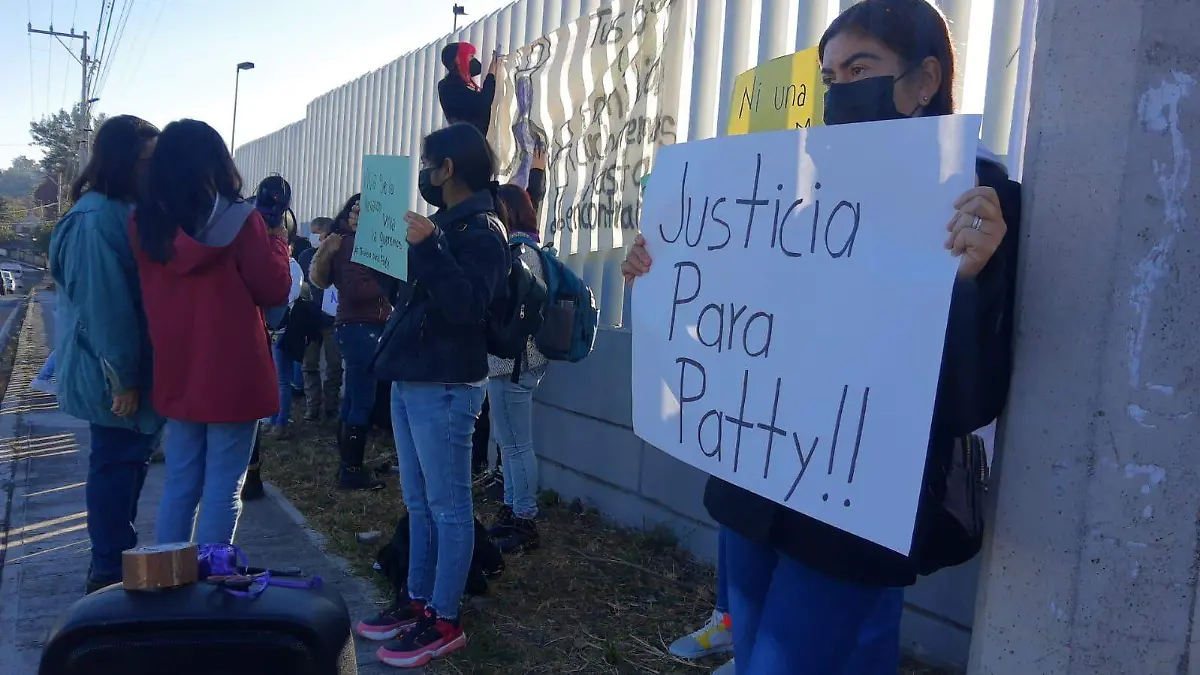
{"left": 235, "top": 209, "right": 292, "bottom": 307}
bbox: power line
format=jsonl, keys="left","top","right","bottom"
{"left": 27, "top": 0, "right": 36, "bottom": 123}
{"left": 95, "top": 0, "right": 115, "bottom": 81}
{"left": 94, "top": 0, "right": 133, "bottom": 100}
{"left": 121, "top": 0, "right": 165, "bottom": 87}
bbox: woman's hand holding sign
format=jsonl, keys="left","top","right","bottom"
{"left": 945, "top": 185, "right": 1006, "bottom": 280}
{"left": 621, "top": 232, "right": 652, "bottom": 284}
{"left": 405, "top": 211, "right": 436, "bottom": 244}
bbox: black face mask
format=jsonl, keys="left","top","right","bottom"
{"left": 469, "top": 58, "right": 482, "bottom": 77}
{"left": 418, "top": 167, "right": 446, "bottom": 210}
{"left": 823, "top": 74, "right": 919, "bottom": 126}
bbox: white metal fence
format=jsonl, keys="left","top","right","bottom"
{"left": 234, "top": 0, "right": 1034, "bottom": 327}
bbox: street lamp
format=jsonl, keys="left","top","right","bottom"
{"left": 452, "top": 4, "right": 467, "bottom": 31}
{"left": 230, "top": 61, "right": 255, "bottom": 152}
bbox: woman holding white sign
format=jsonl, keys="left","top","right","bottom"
{"left": 623, "top": 1, "right": 1021, "bottom": 673}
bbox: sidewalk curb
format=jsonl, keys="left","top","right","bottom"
{"left": 261, "top": 482, "right": 373, "bottom": 586}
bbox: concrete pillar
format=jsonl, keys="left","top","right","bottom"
{"left": 968, "top": 0, "right": 1200, "bottom": 673}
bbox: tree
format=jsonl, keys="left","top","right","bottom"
{"left": 29, "top": 104, "right": 106, "bottom": 187}
{"left": 8, "top": 156, "right": 38, "bottom": 173}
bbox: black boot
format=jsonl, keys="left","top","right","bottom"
{"left": 496, "top": 516, "right": 540, "bottom": 554}
{"left": 241, "top": 425, "right": 265, "bottom": 501}
{"left": 338, "top": 424, "right": 383, "bottom": 491}
{"left": 487, "top": 504, "right": 516, "bottom": 538}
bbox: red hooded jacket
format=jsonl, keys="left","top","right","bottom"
{"left": 131, "top": 200, "right": 291, "bottom": 423}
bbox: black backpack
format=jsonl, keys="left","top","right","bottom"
{"left": 484, "top": 242, "right": 548, "bottom": 381}
{"left": 375, "top": 514, "right": 504, "bottom": 601}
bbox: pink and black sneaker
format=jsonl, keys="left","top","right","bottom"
{"left": 356, "top": 599, "right": 426, "bottom": 641}
{"left": 376, "top": 607, "right": 466, "bottom": 668}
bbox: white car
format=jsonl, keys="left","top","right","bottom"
{"left": 1, "top": 269, "right": 24, "bottom": 292}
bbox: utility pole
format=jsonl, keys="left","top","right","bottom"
{"left": 27, "top": 24, "right": 91, "bottom": 173}
{"left": 453, "top": 4, "right": 467, "bottom": 31}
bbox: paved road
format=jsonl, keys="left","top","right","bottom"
{"left": 0, "top": 271, "right": 44, "bottom": 338}
{"left": 0, "top": 293, "right": 391, "bottom": 674}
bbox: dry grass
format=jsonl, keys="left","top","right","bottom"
{"left": 261, "top": 417, "right": 951, "bottom": 675}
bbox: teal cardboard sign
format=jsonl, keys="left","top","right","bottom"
{"left": 352, "top": 154, "right": 412, "bottom": 280}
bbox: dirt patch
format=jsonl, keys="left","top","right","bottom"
{"left": 261, "top": 419, "right": 951, "bottom": 675}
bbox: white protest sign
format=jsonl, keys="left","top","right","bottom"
{"left": 321, "top": 286, "right": 339, "bottom": 317}
{"left": 631, "top": 114, "right": 982, "bottom": 555}
{"left": 490, "top": 0, "right": 694, "bottom": 255}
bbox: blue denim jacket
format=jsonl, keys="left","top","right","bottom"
{"left": 49, "top": 192, "right": 164, "bottom": 434}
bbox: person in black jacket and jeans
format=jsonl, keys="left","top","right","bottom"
{"left": 622, "top": 2, "right": 1020, "bottom": 673}
{"left": 360, "top": 123, "right": 509, "bottom": 669}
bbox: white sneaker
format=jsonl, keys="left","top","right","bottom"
{"left": 30, "top": 377, "right": 56, "bottom": 395}
{"left": 713, "top": 658, "right": 736, "bottom": 675}
{"left": 667, "top": 609, "right": 733, "bottom": 659}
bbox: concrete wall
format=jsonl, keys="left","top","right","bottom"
{"left": 533, "top": 327, "right": 980, "bottom": 669}
{"left": 969, "top": 0, "right": 1200, "bottom": 672}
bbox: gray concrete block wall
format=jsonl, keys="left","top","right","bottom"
{"left": 531, "top": 326, "right": 978, "bottom": 669}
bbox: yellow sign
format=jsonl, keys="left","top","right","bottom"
{"left": 726, "top": 46, "right": 824, "bottom": 136}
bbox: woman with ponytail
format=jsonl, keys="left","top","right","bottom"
{"left": 356, "top": 123, "right": 509, "bottom": 669}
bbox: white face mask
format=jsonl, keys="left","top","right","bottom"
{"left": 309, "top": 233, "right": 321, "bottom": 247}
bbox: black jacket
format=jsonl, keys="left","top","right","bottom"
{"left": 438, "top": 74, "right": 497, "bottom": 138}
{"left": 704, "top": 157, "right": 1021, "bottom": 588}
{"left": 370, "top": 190, "right": 509, "bottom": 384}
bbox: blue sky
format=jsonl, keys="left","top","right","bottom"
{"left": 0, "top": 0, "right": 512, "bottom": 169}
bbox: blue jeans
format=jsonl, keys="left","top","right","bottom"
{"left": 486, "top": 368, "right": 544, "bottom": 519}
{"left": 87, "top": 424, "right": 157, "bottom": 580}
{"left": 38, "top": 350, "right": 56, "bottom": 380}
{"left": 292, "top": 362, "right": 304, "bottom": 391}
{"left": 716, "top": 526, "right": 729, "bottom": 613}
{"left": 156, "top": 420, "right": 258, "bottom": 545}
{"left": 726, "top": 530, "right": 904, "bottom": 675}
{"left": 272, "top": 342, "right": 296, "bottom": 427}
{"left": 336, "top": 323, "right": 382, "bottom": 426}
{"left": 391, "top": 381, "right": 484, "bottom": 619}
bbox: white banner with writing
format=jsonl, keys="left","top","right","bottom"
{"left": 490, "top": 0, "right": 694, "bottom": 256}
{"left": 631, "top": 115, "right": 982, "bottom": 555}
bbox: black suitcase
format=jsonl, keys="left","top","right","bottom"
{"left": 39, "top": 581, "right": 356, "bottom": 675}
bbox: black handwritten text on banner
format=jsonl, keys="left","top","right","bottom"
{"left": 630, "top": 115, "right": 982, "bottom": 555}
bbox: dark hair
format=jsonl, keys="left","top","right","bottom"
{"left": 421, "top": 123, "right": 497, "bottom": 194}
{"left": 135, "top": 119, "right": 244, "bottom": 263}
{"left": 310, "top": 216, "right": 334, "bottom": 233}
{"left": 70, "top": 115, "right": 159, "bottom": 203}
{"left": 819, "top": 0, "right": 956, "bottom": 116}
{"left": 331, "top": 193, "right": 361, "bottom": 233}
{"left": 496, "top": 184, "right": 538, "bottom": 237}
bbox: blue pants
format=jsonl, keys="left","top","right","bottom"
{"left": 272, "top": 343, "right": 296, "bottom": 427}
{"left": 391, "top": 381, "right": 484, "bottom": 619}
{"left": 726, "top": 529, "right": 904, "bottom": 675}
{"left": 485, "top": 368, "right": 544, "bottom": 519}
{"left": 38, "top": 351, "right": 56, "bottom": 380}
{"left": 156, "top": 420, "right": 258, "bottom": 545}
{"left": 87, "top": 424, "right": 157, "bottom": 580}
{"left": 336, "top": 323, "right": 381, "bottom": 426}
{"left": 292, "top": 361, "right": 304, "bottom": 391}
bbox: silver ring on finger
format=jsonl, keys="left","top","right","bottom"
{"left": 971, "top": 215, "right": 983, "bottom": 231}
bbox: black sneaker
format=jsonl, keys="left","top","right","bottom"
{"left": 496, "top": 517, "right": 540, "bottom": 554}
{"left": 356, "top": 599, "right": 426, "bottom": 641}
{"left": 375, "top": 607, "right": 466, "bottom": 668}
{"left": 339, "top": 466, "right": 384, "bottom": 491}
{"left": 487, "top": 504, "right": 516, "bottom": 538}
